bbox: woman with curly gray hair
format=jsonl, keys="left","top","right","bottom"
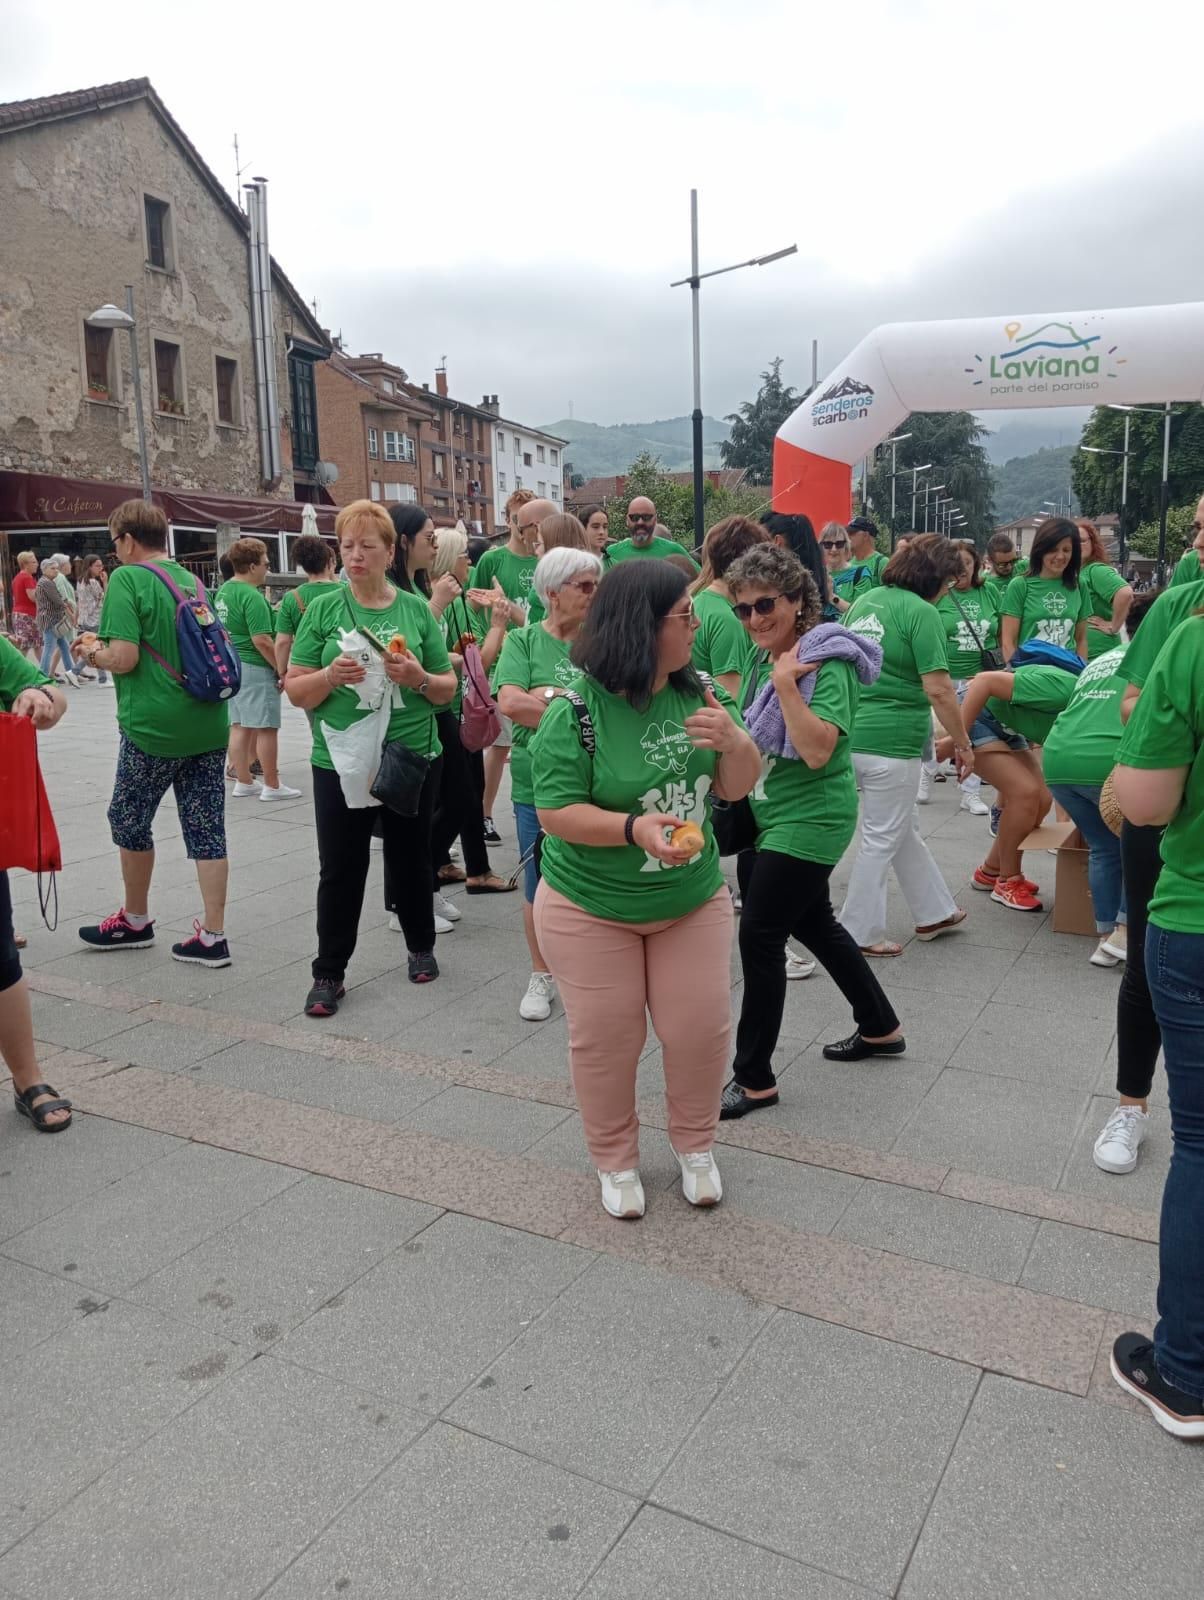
{"left": 719, "top": 544, "right": 903, "bottom": 1120}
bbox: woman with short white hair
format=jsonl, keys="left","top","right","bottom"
{"left": 35, "top": 558, "right": 78, "bottom": 685}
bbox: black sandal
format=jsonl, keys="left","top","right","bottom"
{"left": 14, "top": 1082, "right": 73, "bottom": 1132}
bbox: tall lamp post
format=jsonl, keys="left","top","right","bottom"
{"left": 920, "top": 481, "right": 946, "bottom": 532}
{"left": 89, "top": 288, "right": 151, "bottom": 502}
{"left": 671, "top": 192, "right": 796, "bottom": 549}
{"left": 1110, "top": 402, "right": 1174, "bottom": 583}
{"left": 907, "top": 463, "right": 933, "bottom": 535}
{"left": 880, "top": 430, "right": 912, "bottom": 541}
{"left": 1080, "top": 417, "right": 1132, "bottom": 565}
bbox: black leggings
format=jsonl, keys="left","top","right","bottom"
{"left": 1116, "top": 820, "right": 1164, "bottom": 1099}
{"left": 430, "top": 710, "right": 490, "bottom": 881}
{"left": 733, "top": 849, "right": 900, "bottom": 1092}
{"left": 0, "top": 871, "right": 21, "bottom": 995}
{"left": 313, "top": 759, "right": 441, "bottom": 978}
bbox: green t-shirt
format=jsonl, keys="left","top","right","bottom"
{"left": 691, "top": 588, "right": 757, "bottom": 696}
{"left": 854, "top": 549, "right": 888, "bottom": 586}
{"left": 290, "top": 587, "right": 450, "bottom": 770}
{"left": 845, "top": 586, "right": 949, "bottom": 759}
{"left": 1118, "top": 615, "right": 1204, "bottom": 934}
{"left": 530, "top": 675, "right": 739, "bottom": 922}
{"left": 1041, "top": 647, "right": 1129, "bottom": 787}
{"left": 935, "top": 585, "right": 1000, "bottom": 680}
{"left": 470, "top": 545, "right": 538, "bottom": 627}
{"left": 214, "top": 580, "right": 274, "bottom": 668}
{"left": 1117, "top": 577, "right": 1204, "bottom": 690}
{"left": 985, "top": 663, "right": 1075, "bottom": 745}
{"left": 831, "top": 562, "right": 877, "bottom": 607}
{"left": 98, "top": 560, "right": 230, "bottom": 757}
{"left": 983, "top": 559, "right": 1029, "bottom": 608}
{"left": 1001, "top": 575, "right": 1086, "bottom": 652}
{"left": 0, "top": 635, "right": 50, "bottom": 710}
{"left": 494, "top": 623, "right": 584, "bottom": 804}
{"left": 606, "top": 537, "right": 699, "bottom": 572}
{"left": 749, "top": 657, "right": 859, "bottom": 866}
{"left": 275, "top": 580, "right": 342, "bottom": 640}
{"left": 1080, "top": 562, "right": 1128, "bottom": 659}
{"left": 1170, "top": 549, "right": 1202, "bottom": 588}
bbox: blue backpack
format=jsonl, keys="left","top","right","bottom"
{"left": 1008, "top": 639, "right": 1086, "bottom": 676}
{"left": 140, "top": 563, "right": 242, "bottom": 701}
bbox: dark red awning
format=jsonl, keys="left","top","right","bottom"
{"left": 0, "top": 471, "right": 336, "bottom": 535}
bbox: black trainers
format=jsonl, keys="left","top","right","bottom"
{"left": 407, "top": 951, "right": 439, "bottom": 984}
{"left": 305, "top": 977, "right": 346, "bottom": 1018}
{"left": 719, "top": 1079, "right": 779, "bottom": 1120}
{"left": 1111, "top": 1333, "right": 1204, "bottom": 1439}
{"left": 79, "top": 909, "right": 155, "bottom": 950}
{"left": 822, "top": 1031, "right": 907, "bottom": 1062}
{"left": 482, "top": 817, "right": 502, "bottom": 845}
{"left": 171, "top": 922, "right": 232, "bottom": 967}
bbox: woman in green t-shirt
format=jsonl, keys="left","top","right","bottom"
{"left": 689, "top": 515, "right": 768, "bottom": 700}
{"left": 718, "top": 546, "right": 904, "bottom": 1121}
{"left": 1111, "top": 614, "right": 1204, "bottom": 1439}
{"left": 935, "top": 540, "right": 1001, "bottom": 818}
{"left": 529, "top": 560, "right": 761, "bottom": 1220}
{"left": 1077, "top": 518, "right": 1133, "bottom": 659}
{"left": 286, "top": 500, "right": 457, "bottom": 1011}
{"left": 999, "top": 517, "right": 1088, "bottom": 661}
{"left": 273, "top": 532, "right": 341, "bottom": 677}
{"left": 215, "top": 537, "right": 301, "bottom": 801}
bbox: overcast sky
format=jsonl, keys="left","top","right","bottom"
{"left": 6, "top": 0, "right": 1204, "bottom": 437}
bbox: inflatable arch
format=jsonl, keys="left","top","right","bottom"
{"left": 772, "top": 302, "right": 1204, "bottom": 530}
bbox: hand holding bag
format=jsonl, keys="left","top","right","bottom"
{"left": 344, "top": 594, "right": 434, "bottom": 817}
{"left": 704, "top": 669, "right": 761, "bottom": 857}
{"left": 0, "top": 711, "right": 62, "bottom": 874}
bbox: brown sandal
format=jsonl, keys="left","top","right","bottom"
{"left": 436, "top": 865, "right": 467, "bottom": 883}
{"left": 859, "top": 941, "right": 903, "bottom": 958}
{"left": 465, "top": 874, "right": 517, "bottom": 895}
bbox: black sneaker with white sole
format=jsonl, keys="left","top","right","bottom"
{"left": 482, "top": 817, "right": 502, "bottom": 845}
{"left": 170, "top": 925, "right": 232, "bottom": 967}
{"left": 1111, "top": 1333, "right": 1204, "bottom": 1439}
{"left": 305, "top": 977, "right": 346, "bottom": 1018}
{"left": 78, "top": 910, "right": 156, "bottom": 950}
{"left": 407, "top": 951, "right": 439, "bottom": 984}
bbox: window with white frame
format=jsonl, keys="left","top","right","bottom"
{"left": 523, "top": 452, "right": 532, "bottom": 467}
{"left": 397, "top": 483, "right": 418, "bottom": 504}
{"left": 382, "top": 378, "right": 394, "bottom": 394}
{"left": 498, "top": 470, "right": 507, "bottom": 491}
{"left": 384, "top": 430, "right": 415, "bottom": 463}
{"left": 537, "top": 445, "right": 546, "bottom": 464}
{"left": 370, "top": 481, "right": 382, "bottom": 501}
{"left": 551, "top": 448, "right": 559, "bottom": 467}
{"left": 537, "top": 481, "right": 546, "bottom": 496}
{"left": 497, "top": 430, "right": 505, "bottom": 452}
{"left": 551, "top": 484, "right": 560, "bottom": 501}
{"left": 367, "top": 427, "right": 379, "bottom": 458}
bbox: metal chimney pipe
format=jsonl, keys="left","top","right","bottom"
{"left": 244, "top": 178, "right": 283, "bottom": 486}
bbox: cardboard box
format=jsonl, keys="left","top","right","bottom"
{"left": 1020, "top": 821, "right": 1095, "bottom": 935}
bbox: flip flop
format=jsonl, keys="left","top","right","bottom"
{"left": 465, "top": 876, "right": 517, "bottom": 895}
{"left": 436, "top": 866, "right": 468, "bottom": 883}
{"left": 859, "top": 941, "right": 903, "bottom": 958}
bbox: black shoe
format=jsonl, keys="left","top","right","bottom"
{"left": 408, "top": 951, "right": 439, "bottom": 984}
{"left": 305, "top": 977, "right": 346, "bottom": 1018}
{"left": 822, "top": 1031, "right": 907, "bottom": 1062}
{"left": 482, "top": 817, "right": 502, "bottom": 845}
{"left": 719, "top": 1078, "right": 779, "bottom": 1119}
{"left": 1111, "top": 1333, "right": 1204, "bottom": 1439}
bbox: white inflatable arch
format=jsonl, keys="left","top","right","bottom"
{"left": 772, "top": 302, "right": 1204, "bottom": 530}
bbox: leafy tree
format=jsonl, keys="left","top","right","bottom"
{"left": 720, "top": 358, "right": 799, "bottom": 481}
{"left": 865, "top": 412, "right": 994, "bottom": 547}
{"left": 991, "top": 446, "right": 1080, "bottom": 524}
{"left": 605, "top": 452, "right": 695, "bottom": 544}
{"left": 1127, "top": 501, "right": 1198, "bottom": 561}
{"left": 1072, "top": 403, "right": 1204, "bottom": 528}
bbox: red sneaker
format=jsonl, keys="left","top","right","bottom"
{"left": 990, "top": 874, "right": 1043, "bottom": 912}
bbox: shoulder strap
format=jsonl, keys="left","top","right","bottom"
{"left": 342, "top": 588, "right": 390, "bottom": 655}
{"left": 142, "top": 561, "right": 188, "bottom": 604}
{"left": 560, "top": 688, "right": 596, "bottom": 757}
{"left": 948, "top": 589, "right": 987, "bottom": 652}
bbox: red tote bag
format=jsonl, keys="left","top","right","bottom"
{"left": 0, "top": 710, "right": 62, "bottom": 874}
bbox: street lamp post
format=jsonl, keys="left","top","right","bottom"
{"left": 882, "top": 431, "right": 912, "bottom": 541}
{"left": 89, "top": 287, "right": 151, "bottom": 502}
{"left": 908, "top": 462, "right": 933, "bottom": 536}
{"left": 921, "top": 482, "right": 946, "bottom": 532}
{"left": 1080, "top": 412, "right": 1133, "bottom": 565}
{"left": 1109, "top": 402, "right": 1175, "bottom": 582}
{"left": 671, "top": 192, "right": 797, "bottom": 549}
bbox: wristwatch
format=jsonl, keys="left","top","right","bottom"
{"left": 542, "top": 687, "right": 560, "bottom": 702}
{"left": 416, "top": 673, "right": 430, "bottom": 696}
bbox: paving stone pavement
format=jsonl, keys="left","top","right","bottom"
{"left": 3, "top": 693, "right": 1201, "bottom": 1599}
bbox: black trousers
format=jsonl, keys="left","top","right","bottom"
{"left": 0, "top": 871, "right": 21, "bottom": 994}
{"left": 1116, "top": 820, "right": 1164, "bottom": 1099}
{"left": 733, "top": 849, "right": 900, "bottom": 1092}
{"left": 430, "top": 710, "right": 490, "bottom": 881}
{"left": 313, "top": 759, "right": 441, "bottom": 978}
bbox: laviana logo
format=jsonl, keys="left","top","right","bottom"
{"left": 967, "top": 319, "right": 1126, "bottom": 398}
{"left": 811, "top": 376, "right": 875, "bottom": 428}
{"left": 639, "top": 720, "right": 693, "bottom": 776}
{"left": 1042, "top": 590, "right": 1070, "bottom": 616}
{"left": 552, "top": 657, "right": 582, "bottom": 687}
{"left": 846, "top": 611, "right": 886, "bottom": 644}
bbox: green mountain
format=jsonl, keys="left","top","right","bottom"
{"left": 542, "top": 415, "right": 730, "bottom": 478}
{"left": 990, "top": 444, "right": 1080, "bottom": 524}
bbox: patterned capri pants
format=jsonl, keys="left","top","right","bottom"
{"left": 107, "top": 736, "right": 227, "bottom": 860}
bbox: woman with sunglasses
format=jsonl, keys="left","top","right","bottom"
{"left": 821, "top": 522, "right": 871, "bottom": 615}
{"left": 720, "top": 546, "right": 903, "bottom": 1119}
{"left": 496, "top": 546, "right": 603, "bottom": 1023}
{"left": 530, "top": 560, "right": 760, "bottom": 1218}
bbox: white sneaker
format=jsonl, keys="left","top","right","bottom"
{"left": 519, "top": 970, "right": 554, "bottom": 1021}
{"left": 433, "top": 891, "right": 462, "bottom": 923}
{"left": 259, "top": 783, "right": 302, "bottom": 801}
{"left": 448, "top": 843, "right": 461, "bottom": 861}
{"left": 676, "top": 1149, "right": 723, "bottom": 1207}
{"left": 1090, "top": 937, "right": 1122, "bottom": 969}
{"left": 960, "top": 793, "right": 990, "bottom": 816}
{"left": 1100, "top": 926, "right": 1128, "bottom": 963}
{"left": 231, "top": 780, "right": 262, "bottom": 797}
{"left": 1093, "top": 1105, "right": 1149, "bottom": 1174}
{"left": 388, "top": 910, "right": 455, "bottom": 936}
{"left": 785, "top": 948, "right": 816, "bottom": 980}
{"left": 599, "top": 1169, "right": 645, "bottom": 1219}
{"left": 917, "top": 770, "right": 931, "bottom": 804}
{"left": 64, "top": 670, "right": 83, "bottom": 687}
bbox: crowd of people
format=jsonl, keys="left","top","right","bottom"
{"left": 4, "top": 485, "right": 1203, "bottom": 1441}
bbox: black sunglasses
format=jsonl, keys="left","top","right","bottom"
{"left": 732, "top": 595, "right": 788, "bottom": 620}
{"left": 821, "top": 540, "right": 847, "bottom": 550}
{"left": 628, "top": 512, "right": 656, "bottom": 523}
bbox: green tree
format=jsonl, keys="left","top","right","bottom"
{"left": 1127, "top": 501, "right": 1198, "bottom": 561}
{"left": 720, "top": 358, "right": 799, "bottom": 482}
{"left": 1072, "top": 403, "right": 1204, "bottom": 528}
{"left": 865, "top": 412, "right": 995, "bottom": 547}
{"left": 606, "top": 452, "right": 695, "bottom": 545}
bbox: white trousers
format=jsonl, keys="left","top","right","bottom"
{"left": 839, "top": 753, "right": 958, "bottom": 945}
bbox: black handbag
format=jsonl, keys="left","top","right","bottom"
{"left": 949, "top": 589, "right": 1004, "bottom": 673}
{"left": 705, "top": 667, "right": 761, "bottom": 857}
{"left": 343, "top": 593, "right": 434, "bottom": 817}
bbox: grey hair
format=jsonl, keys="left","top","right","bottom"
{"left": 40, "top": 556, "right": 60, "bottom": 575}
{"left": 819, "top": 521, "right": 848, "bottom": 542}
{"left": 431, "top": 526, "right": 467, "bottom": 578}
{"left": 52, "top": 552, "right": 71, "bottom": 566}
{"left": 533, "top": 547, "right": 602, "bottom": 607}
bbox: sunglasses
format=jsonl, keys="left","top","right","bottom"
{"left": 562, "top": 579, "right": 598, "bottom": 596}
{"left": 732, "top": 595, "right": 788, "bottom": 620}
{"left": 821, "top": 540, "right": 848, "bottom": 550}
{"left": 664, "top": 601, "right": 698, "bottom": 624}
{"left": 628, "top": 512, "right": 656, "bottom": 523}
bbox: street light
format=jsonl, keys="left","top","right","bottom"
{"left": 1109, "top": 402, "right": 1174, "bottom": 582}
{"left": 922, "top": 484, "right": 946, "bottom": 532}
{"left": 89, "top": 287, "right": 151, "bottom": 502}
{"left": 1080, "top": 425, "right": 1132, "bottom": 564}
{"left": 907, "top": 463, "right": 933, "bottom": 536}
{"left": 878, "top": 430, "right": 912, "bottom": 540}
{"left": 671, "top": 191, "right": 797, "bottom": 547}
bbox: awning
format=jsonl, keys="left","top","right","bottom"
{"left": 0, "top": 471, "right": 336, "bottom": 535}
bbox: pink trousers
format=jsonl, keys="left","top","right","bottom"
{"left": 534, "top": 881, "right": 733, "bottom": 1171}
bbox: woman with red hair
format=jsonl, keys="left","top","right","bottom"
{"left": 1078, "top": 519, "right": 1133, "bottom": 660}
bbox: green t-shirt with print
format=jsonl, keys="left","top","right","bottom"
{"left": 855, "top": 549, "right": 888, "bottom": 586}
{"left": 275, "top": 580, "right": 342, "bottom": 641}
{"left": 986, "top": 663, "right": 1075, "bottom": 745}
{"left": 1001, "top": 575, "right": 1087, "bottom": 652}
{"left": 1169, "top": 549, "right": 1202, "bottom": 588}
{"left": 845, "top": 585, "right": 949, "bottom": 759}
{"left": 935, "top": 585, "right": 1000, "bottom": 680}
{"left": 1041, "top": 646, "right": 1129, "bottom": 788}
{"left": 831, "top": 562, "right": 877, "bottom": 607}
{"left": 470, "top": 545, "right": 538, "bottom": 627}
{"left": 494, "top": 624, "right": 584, "bottom": 804}
{"left": 1080, "top": 562, "right": 1128, "bottom": 659}
{"left": 1117, "top": 577, "right": 1204, "bottom": 690}
{"left": 530, "top": 675, "right": 740, "bottom": 922}
{"left": 1118, "top": 615, "right": 1204, "bottom": 934}
{"left": 983, "top": 559, "right": 1029, "bottom": 608}
{"left": 290, "top": 586, "right": 449, "bottom": 770}
{"left": 0, "top": 635, "right": 50, "bottom": 710}
{"left": 214, "top": 580, "right": 274, "bottom": 668}
{"left": 98, "top": 560, "right": 230, "bottom": 757}
{"left": 606, "top": 537, "right": 699, "bottom": 572}
{"left": 749, "top": 657, "right": 859, "bottom": 866}
{"left": 691, "top": 587, "right": 757, "bottom": 696}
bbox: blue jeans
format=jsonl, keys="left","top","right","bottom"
{"left": 514, "top": 801, "right": 542, "bottom": 904}
{"left": 1146, "top": 926, "right": 1204, "bottom": 1398}
{"left": 39, "top": 629, "right": 73, "bottom": 676}
{"left": 1048, "top": 783, "right": 1125, "bottom": 931}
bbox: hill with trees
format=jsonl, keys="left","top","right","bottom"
{"left": 990, "top": 445, "right": 1080, "bottom": 524}
{"left": 542, "top": 415, "right": 729, "bottom": 477}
